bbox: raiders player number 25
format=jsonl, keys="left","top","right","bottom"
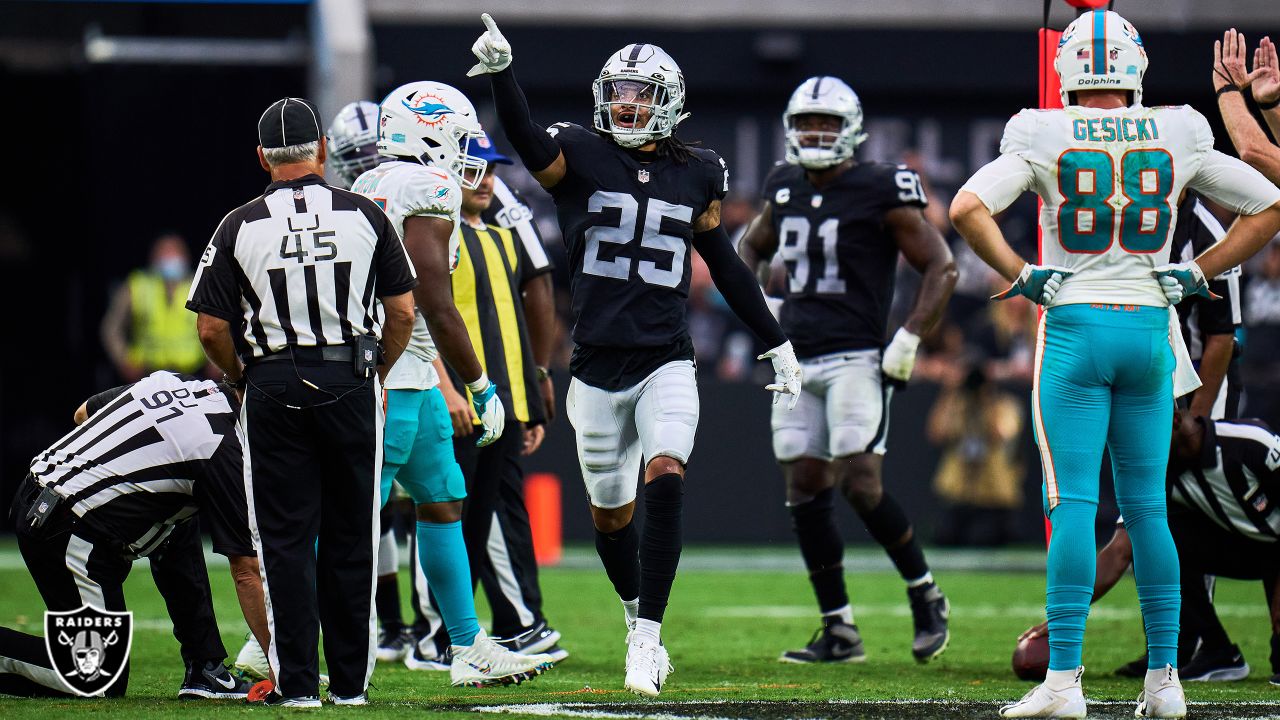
{"left": 738, "top": 76, "right": 957, "bottom": 666}
{"left": 467, "top": 13, "right": 801, "bottom": 697}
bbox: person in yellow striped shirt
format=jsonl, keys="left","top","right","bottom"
{"left": 416, "top": 136, "right": 567, "bottom": 661}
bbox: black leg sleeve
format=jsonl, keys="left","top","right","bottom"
{"left": 638, "top": 474, "right": 684, "bottom": 624}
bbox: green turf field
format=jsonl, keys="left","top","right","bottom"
{"left": 0, "top": 543, "right": 1275, "bottom": 719}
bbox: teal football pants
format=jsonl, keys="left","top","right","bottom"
{"left": 381, "top": 387, "right": 479, "bottom": 646}
{"left": 381, "top": 388, "right": 466, "bottom": 507}
{"left": 1033, "top": 304, "right": 1180, "bottom": 671}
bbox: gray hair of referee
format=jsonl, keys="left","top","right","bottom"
{"left": 257, "top": 138, "right": 328, "bottom": 181}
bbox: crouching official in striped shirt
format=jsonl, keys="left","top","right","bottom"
{"left": 186, "top": 97, "right": 416, "bottom": 707}
{"left": 0, "top": 372, "right": 260, "bottom": 699}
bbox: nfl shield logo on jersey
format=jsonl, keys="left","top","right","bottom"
{"left": 45, "top": 605, "right": 133, "bottom": 697}
{"left": 637, "top": 168, "right": 650, "bottom": 183}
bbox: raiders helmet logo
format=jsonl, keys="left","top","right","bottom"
{"left": 45, "top": 605, "right": 133, "bottom": 697}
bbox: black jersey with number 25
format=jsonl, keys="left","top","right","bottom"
{"left": 546, "top": 122, "right": 728, "bottom": 389}
{"left": 761, "top": 161, "right": 927, "bottom": 360}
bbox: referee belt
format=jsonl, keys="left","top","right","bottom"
{"left": 251, "top": 345, "right": 354, "bottom": 365}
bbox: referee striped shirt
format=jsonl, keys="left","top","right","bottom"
{"left": 1170, "top": 417, "right": 1280, "bottom": 543}
{"left": 452, "top": 218, "right": 552, "bottom": 424}
{"left": 28, "top": 372, "right": 240, "bottom": 557}
{"left": 186, "top": 174, "right": 417, "bottom": 358}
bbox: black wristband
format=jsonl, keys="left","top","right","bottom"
{"left": 1216, "top": 84, "right": 1242, "bottom": 98}
{"left": 222, "top": 372, "right": 246, "bottom": 390}
{"left": 1258, "top": 95, "right": 1280, "bottom": 110}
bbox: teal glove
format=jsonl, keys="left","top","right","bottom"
{"left": 1152, "top": 262, "right": 1220, "bottom": 304}
{"left": 992, "top": 263, "right": 1073, "bottom": 305}
{"left": 468, "top": 375, "right": 505, "bottom": 447}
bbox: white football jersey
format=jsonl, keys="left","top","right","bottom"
{"left": 352, "top": 160, "right": 462, "bottom": 390}
{"left": 963, "top": 104, "right": 1280, "bottom": 307}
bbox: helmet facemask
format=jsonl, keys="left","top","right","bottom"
{"left": 448, "top": 129, "right": 489, "bottom": 190}
{"left": 330, "top": 138, "right": 381, "bottom": 187}
{"left": 593, "top": 75, "right": 685, "bottom": 149}
{"left": 785, "top": 112, "right": 859, "bottom": 170}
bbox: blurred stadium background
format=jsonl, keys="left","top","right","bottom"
{"left": 2, "top": 0, "right": 1279, "bottom": 551}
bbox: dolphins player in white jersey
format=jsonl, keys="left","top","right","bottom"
{"left": 351, "top": 80, "right": 554, "bottom": 687}
{"left": 951, "top": 10, "right": 1280, "bottom": 718}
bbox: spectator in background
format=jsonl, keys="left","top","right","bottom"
{"left": 969, "top": 289, "right": 1037, "bottom": 386}
{"left": 926, "top": 364, "right": 1024, "bottom": 546}
{"left": 1245, "top": 240, "right": 1280, "bottom": 425}
{"left": 101, "top": 234, "right": 207, "bottom": 381}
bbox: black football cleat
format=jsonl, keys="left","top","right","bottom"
{"left": 178, "top": 660, "right": 253, "bottom": 700}
{"left": 497, "top": 619, "right": 569, "bottom": 662}
{"left": 908, "top": 582, "right": 950, "bottom": 662}
{"left": 1181, "top": 643, "right": 1249, "bottom": 682}
{"left": 779, "top": 616, "right": 866, "bottom": 663}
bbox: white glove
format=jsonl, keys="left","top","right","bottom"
{"left": 758, "top": 340, "right": 802, "bottom": 410}
{"left": 1152, "top": 261, "right": 1219, "bottom": 305}
{"left": 466, "top": 13, "right": 513, "bottom": 77}
{"left": 992, "top": 263, "right": 1073, "bottom": 305}
{"left": 467, "top": 374, "right": 506, "bottom": 447}
{"left": 881, "top": 327, "right": 921, "bottom": 385}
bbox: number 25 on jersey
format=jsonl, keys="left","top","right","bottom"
{"left": 1058, "top": 148, "right": 1173, "bottom": 254}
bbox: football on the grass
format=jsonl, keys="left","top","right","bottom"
{"left": 1012, "top": 632, "right": 1050, "bottom": 681}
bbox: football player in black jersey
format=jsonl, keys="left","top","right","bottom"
{"left": 466, "top": 13, "right": 802, "bottom": 696}
{"left": 739, "top": 77, "right": 958, "bottom": 665}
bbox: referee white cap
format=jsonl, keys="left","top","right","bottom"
{"left": 258, "top": 97, "right": 322, "bottom": 149}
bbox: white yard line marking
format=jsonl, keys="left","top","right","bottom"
{"left": 705, "top": 603, "right": 1269, "bottom": 620}
{"left": 471, "top": 704, "right": 736, "bottom": 720}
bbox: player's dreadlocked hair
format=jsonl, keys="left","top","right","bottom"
{"left": 655, "top": 134, "right": 698, "bottom": 164}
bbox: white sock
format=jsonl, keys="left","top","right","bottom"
{"left": 633, "top": 618, "right": 661, "bottom": 645}
{"left": 1044, "top": 667, "right": 1082, "bottom": 691}
{"left": 906, "top": 572, "right": 934, "bottom": 589}
{"left": 822, "top": 604, "right": 854, "bottom": 625}
{"left": 1145, "top": 665, "right": 1177, "bottom": 686}
{"left": 622, "top": 598, "right": 639, "bottom": 626}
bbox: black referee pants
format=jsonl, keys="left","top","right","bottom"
{"left": 242, "top": 361, "right": 380, "bottom": 699}
{"left": 1170, "top": 507, "right": 1280, "bottom": 673}
{"left": 148, "top": 519, "right": 228, "bottom": 665}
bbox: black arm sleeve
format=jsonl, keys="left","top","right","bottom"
{"left": 85, "top": 384, "right": 135, "bottom": 417}
{"left": 693, "top": 224, "right": 787, "bottom": 348}
{"left": 490, "top": 67, "right": 562, "bottom": 173}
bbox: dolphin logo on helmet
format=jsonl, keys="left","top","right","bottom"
{"left": 403, "top": 98, "right": 456, "bottom": 125}
{"left": 377, "top": 81, "right": 489, "bottom": 190}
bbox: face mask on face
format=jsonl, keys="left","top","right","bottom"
{"left": 154, "top": 257, "right": 187, "bottom": 282}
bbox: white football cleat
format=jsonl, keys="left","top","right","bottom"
{"left": 1000, "top": 667, "right": 1086, "bottom": 718}
{"left": 624, "top": 636, "right": 672, "bottom": 697}
{"left": 234, "top": 635, "right": 271, "bottom": 681}
{"left": 1135, "top": 665, "right": 1187, "bottom": 718}
{"left": 449, "top": 629, "right": 556, "bottom": 688}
